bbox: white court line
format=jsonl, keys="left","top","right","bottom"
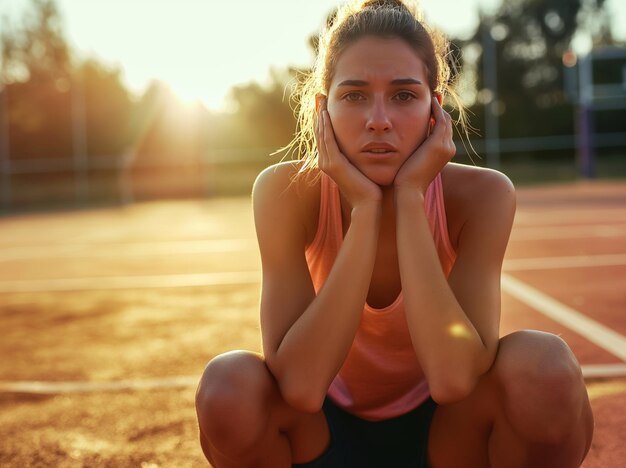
{"left": 0, "top": 376, "right": 199, "bottom": 394}
{"left": 2, "top": 363, "right": 625, "bottom": 395}
{"left": 511, "top": 224, "right": 626, "bottom": 240}
{"left": 0, "top": 239, "right": 257, "bottom": 262}
{"left": 501, "top": 273, "right": 626, "bottom": 362}
{"left": 504, "top": 253, "right": 626, "bottom": 271}
{"left": 515, "top": 211, "right": 626, "bottom": 226}
{"left": 0, "top": 271, "right": 261, "bottom": 294}
{"left": 1, "top": 273, "right": 624, "bottom": 395}
{"left": 2, "top": 252, "right": 624, "bottom": 293}
{"left": 581, "top": 363, "right": 626, "bottom": 379}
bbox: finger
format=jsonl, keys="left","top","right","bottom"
{"left": 442, "top": 111, "right": 453, "bottom": 138}
{"left": 320, "top": 111, "right": 330, "bottom": 165}
{"left": 320, "top": 95, "right": 327, "bottom": 112}
{"left": 315, "top": 109, "right": 328, "bottom": 169}
{"left": 318, "top": 111, "right": 328, "bottom": 167}
{"left": 322, "top": 110, "right": 342, "bottom": 157}
{"left": 432, "top": 99, "right": 453, "bottom": 140}
{"left": 315, "top": 95, "right": 326, "bottom": 137}
{"left": 431, "top": 96, "right": 447, "bottom": 123}
{"left": 428, "top": 98, "right": 442, "bottom": 135}
{"left": 315, "top": 110, "right": 322, "bottom": 150}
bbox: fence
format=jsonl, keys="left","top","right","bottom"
{"left": 1, "top": 132, "right": 626, "bottom": 213}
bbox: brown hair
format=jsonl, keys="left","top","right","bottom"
{"left": 281, "top": 0, "right": 470, "bottom": 173}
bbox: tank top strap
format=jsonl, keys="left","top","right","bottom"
{"left": 430, "top": 173, "right": 457, "bottom": 268}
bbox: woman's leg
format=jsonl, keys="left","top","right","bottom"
{"left": 195, "top": 350, "right": 330, "bottom": 468}
{"left": 427, "top": 329, "right": 594, "bottom": 468}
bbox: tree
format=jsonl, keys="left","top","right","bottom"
{"left": 0, "top": 0, "right": 71, "bottom": 84}
{"left": 1, "top": 0, "right": 73, "bottom": 159}
{"left": 461, "top": 0, "right": 612, "bottom": 143}
{"left": 79, "top": 59, "right": 135, "bottom": 157}
{"left": 0, "top": 0, "right": 137, "bottom": 161}
{"left": 227, "top": 67, "right": 298, "bottom": 152}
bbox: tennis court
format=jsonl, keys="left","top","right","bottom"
{"left": 0, "top": 180, "right": 624, "bottom": 467}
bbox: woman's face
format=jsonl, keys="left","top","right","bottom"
{"left": 326, "top": 35, "right": 433, "bottom": 186}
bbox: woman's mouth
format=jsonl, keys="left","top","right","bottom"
{"left": 362, "top": 148, "right": 398, "bottom": 158}
{"left": 361, "top": 142, "right": 398, "bottom": 156}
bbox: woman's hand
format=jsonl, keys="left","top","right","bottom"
{"left": 316, "top": 96, "right": 382, "bottom": 208}
{"left": 394, "top": 96, "right": 456, "bottom": 195}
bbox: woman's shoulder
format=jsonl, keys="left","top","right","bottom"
{"left": 253, "top": 160, "right": 321, "bottom": 203}
{"left": 442, "top": 162, "right": 515, "bottom": 199}
{"left": 253, "top": 160, "right": 302, "bottom": 193}
{"left": 252, "top": 160, "right": 322, "bottom": 244}
{"left": 441, "top": 163, "right": 516, "bottom": 246}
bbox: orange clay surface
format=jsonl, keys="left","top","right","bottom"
{"left": 0, "top": 181, "right": 624, "bottom": 467}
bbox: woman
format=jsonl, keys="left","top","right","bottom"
{"left": 195, "top": 1, "right": 594, "bottom": 466}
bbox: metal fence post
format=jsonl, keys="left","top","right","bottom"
{"left": 71, "top": 69, "right": 89, "bottom": 204}
{"left": 482, "top": 22, "right": 501, "bottom": 170}
{"left": 0, "top": 85, "right": 11, "bottom": 212}
{"left": 577, "top": 53, "right": 594, "bottom": 179}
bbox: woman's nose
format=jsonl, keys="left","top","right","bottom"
{"left": 366, "top": 99, "right": 392, "bottom": 132}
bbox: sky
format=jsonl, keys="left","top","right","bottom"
{"left": 2, "top": 0, "right": 625, "bottom": 110}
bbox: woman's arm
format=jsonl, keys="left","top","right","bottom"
{"left": 394, "top": 98, "right": 516, "bottom": 404}
{"left": 396, "top": 168, "right": 515, "bottom": 404}
{"left": 254, "top": 162, "right": 380, "bottom": 414}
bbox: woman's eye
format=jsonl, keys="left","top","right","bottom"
{"left": 343, "top": 92, "right": 363, "bottom": 102}
{"left": 395, "top": 91, "right": 416, "bottom": 102}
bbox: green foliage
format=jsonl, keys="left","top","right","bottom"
{"left": 80, "top": 59, "right": 135, "bottom": 157}
{"left": 1, "top": 0, "right": 137, "bottom": 161}
{"left": 458, "top": 0, "right": 614, "bottom": 141}
{"left": 1, "top": 0, "right": 71, "bottom": 84}
{"left": 226, "top": 67, "right": 298, "bottom": 151}
{"left": 0, "top": 0, "right": 623, "bottom": 204}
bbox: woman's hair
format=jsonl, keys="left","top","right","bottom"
{"left": 280, "top": 0, "right": 472, "bottom": 173}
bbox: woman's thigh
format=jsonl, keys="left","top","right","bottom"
{"left": 427, "top": 369, "right": 497, "bottom": 467}
{"left": 427, "top": 330, "right": 593, "bottom": 468}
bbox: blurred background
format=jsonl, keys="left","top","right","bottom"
{"left": 0, "top": 0, "right": 625, "bottom": 212}
{"left": 1, "top": 3, "right": 625, "bottom": 465}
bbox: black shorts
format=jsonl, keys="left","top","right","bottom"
{"left": 292, "top": 396, "right": 438, "bottom": 468}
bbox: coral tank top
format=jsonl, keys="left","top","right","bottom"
{"left": 304, "top": 173, "right": 457, "bottom": 420}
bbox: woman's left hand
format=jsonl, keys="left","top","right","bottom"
{"left": 394, "top": 96, "right": 456, "bottom": 195}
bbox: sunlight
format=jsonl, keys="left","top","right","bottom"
{"left": 448, "top": 322, "right": 473, "bottom": 340}
{"left": 46, "top": 0, "right": 498, "bottom": 110}
{"left": 50, "top": 0, "right": 343, "bottom": 110}
{"left": 4, "top": 0, "right": 625, "bottom": 110}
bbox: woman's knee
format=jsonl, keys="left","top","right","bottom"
{"left": 494, "top": 330, "right": 589, "bottom": 442}
{"left": 195, "top": 350, "right": 278, "bottom": 454}
{"left": 497, "top": 330, "right": 583, "bottom": 390}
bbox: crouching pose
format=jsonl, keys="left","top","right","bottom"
{"left": 196, "top": 0, "right": 594, "bottom": 466}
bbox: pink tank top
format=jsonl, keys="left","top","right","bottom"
{"left": 305, "top": 173, "right": 457, "bottom": 420}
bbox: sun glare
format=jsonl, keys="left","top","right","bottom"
{"left": 448, "top": 323, "right": 473, "bottom": 340}
{"left": 6, "top": 0, "right": 624, "bottom": 111}
{"left": 53, "top": 0, "right": 336, "bottom": 111}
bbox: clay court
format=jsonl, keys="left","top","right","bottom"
{"left": 0, "top": 180, "right": 625, "bottom": 467}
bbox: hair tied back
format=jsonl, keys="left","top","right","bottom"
{"left": 361, "top": 0, "right": 408, "bottom": 9}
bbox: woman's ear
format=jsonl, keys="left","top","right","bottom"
{"left": 315, "top": 94, "right": 326, "bottom": 114}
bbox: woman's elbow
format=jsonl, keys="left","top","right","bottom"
{"left": 281, "top": 380, "right": 325, "bottom": 413}
{"left": 266, "top": 357, "right": 325, "bottom": 413}
{"left": 429, "top": 372, "right": 477, "bottom": 405}
{"left": 430, "top": 342, "right": 498, "bottom": 404}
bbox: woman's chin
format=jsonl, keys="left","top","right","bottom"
{"left": 362, "top": 169, "right": 398, "bottom": 187}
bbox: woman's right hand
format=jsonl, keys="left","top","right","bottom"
{"left": 316, "top": 96, "right": 382, "bottom": 209}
